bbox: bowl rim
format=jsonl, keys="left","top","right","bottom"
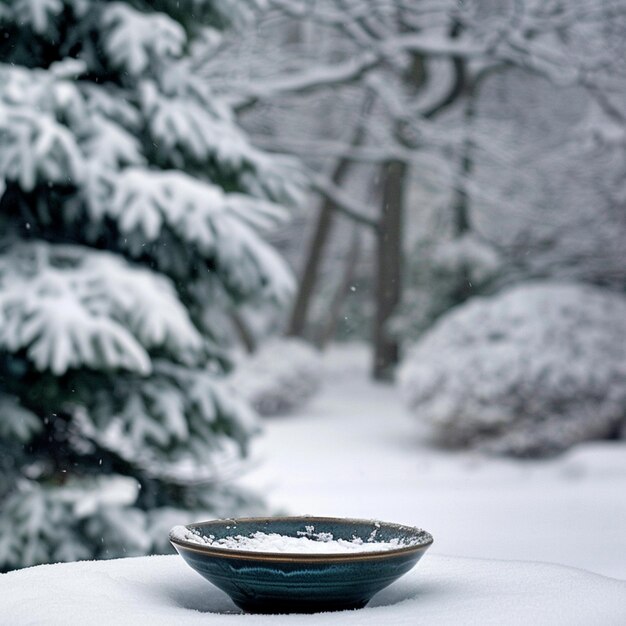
{"left": 169, "top": 515, "right": 433, "bottom": 563}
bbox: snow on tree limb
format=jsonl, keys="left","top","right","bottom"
{"left": 310, "top": 174, "right": 378, "bottom": 229}
{"left": 381, "top": 32, "right": 487, "bottom": 58}
{"left": 0, "top": 243, "right": 204, "bottom": 375}
{"left": 0, "top": 396, "right": 41, "bottom": 442}
{"left": 139, "top": 77, "right": 306, "bottom": 205}
{"left": 101, "top": 3, "right": 186, "bottom": 75}
{"left": 84, "top": 167, "right": 295, "bottom": 301}
{"left": 10, "top": 0, "right": 64, "bottom": 36}
{"left": 76, "top": 361, "right": 259, "bottom": 483}
{"left": 0, "top": 104, "right": 83, "bottom": 192}
{"left": 230, "top": 52, "right": 381, "bottom": 111}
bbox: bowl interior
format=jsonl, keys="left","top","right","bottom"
{"left": 172, "top": 515, "right": 432, "bottom": 560}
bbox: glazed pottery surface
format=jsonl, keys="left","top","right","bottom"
{"left": 170, "top": 516, "right": 433, "bottom": 614}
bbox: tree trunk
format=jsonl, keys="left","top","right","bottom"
{"left": 287, "top": 176, "right": 341, "bottom": 338}
{"left": 231, "top": 311, "right": 257, "bottom": 354}
{"left": 287, "top": 92, "right": 375, "bottom": 338}
{"left": 373, "top": 159, "right": 406, "bottom": 380}
{"left": 451, "top": 82, "right": 475, "bottom": 236}
{"left": 449, "top": 75, "right": 477, "bottom": 304}
{"left": 315, "top": 225, "right": 361, "bottom": 348}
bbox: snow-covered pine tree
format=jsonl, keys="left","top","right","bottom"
{"left": 0, "top": 0, "right": 303, "bottom": 570}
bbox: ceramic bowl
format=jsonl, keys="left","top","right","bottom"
{"left": 169, "top": 516, "right": 433, "bottom": 614}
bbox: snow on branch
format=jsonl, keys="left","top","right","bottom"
{"left": 77, "top": 361, "right": 259, "bottom": 483}
{"left": 0, "top": 103, "right": 83, "bottom": 192}
{"left": 140, "top": 80, "right": 251, "bottom": 168}
{"left": 82, "top": 114, "right": 145, "bottom": 169}
{"left": 0, "top": 242, "right": 204, "bottom": 375}
{"left": 310, "top": 174, "right": 379, "bottom": 229}
{"left": 0, "top": 476, "right": 145, "bottom": 569}
{"left": 101, "top": 3, "right": 186, "bottom": 76}
{"left": 214, "top": 0, "right": 612, "bottom": 120}
{"left": 0, "top": 395, "right": 41, "bottom": 443}
{"left": 251, "top": 134, "right": 417, "bottom": 164}
{"left": 140, "top": 79, "right": 305, "bottom": 205}
{"left": 7, "top": 0, "right": 64, "bottom": 36}
{"left": 231, "top": 52, "right": 380, "bottom": 111}
{"left": 85, "top": 167, "right": 295, "bottom": 302}
{"left": 382, "top": 32, "right": 487, "bottom": 58}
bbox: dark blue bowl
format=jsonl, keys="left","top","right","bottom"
{"left": 170, "top": 516, "right": 433, "bottom": 614}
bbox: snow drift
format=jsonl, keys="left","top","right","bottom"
{"left": 1, "top": 554, "right": 624, "bottom": 625}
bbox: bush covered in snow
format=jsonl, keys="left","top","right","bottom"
{"left": 400, "top": 283, "right": 626, "bottom": 457}
{"left": 230, "top": 339, "right": 323, "bottom": 416}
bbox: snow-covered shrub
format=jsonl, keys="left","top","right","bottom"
{"left": 400, "top": 283, "right": 626, "bottom": 457}
{"left": 230, "top": 339, "right": 323, "bottom": 416}
{"left": 0, "top": 0, "right": 302, "bottom": 570}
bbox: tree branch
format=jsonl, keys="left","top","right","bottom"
{"left": 383, "top": 32, "right": 487, "bottom": 58}
{"left": 310, "top": 174, "right": 379, "bottom": 229}
{"left": 231, "top": 52, "right": 380, "bottom": 112}
{"left": 251, "top": 134, "right": 419, "bottom": 163}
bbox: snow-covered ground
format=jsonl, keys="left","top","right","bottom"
{"left": 241, "top": 344, "right": 626, "bottom": 580}
{"left": 2, "top": 554, "right": 625, "bottom": 625}
{"left": 2, "top": 344, "right": 625, "bottom": 624}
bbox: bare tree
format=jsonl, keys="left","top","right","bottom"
{"left": 196, "top": 0, "right": 626, "bottom": 377}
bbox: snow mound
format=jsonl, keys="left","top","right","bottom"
{"left": 230, "top": 338, "right": 323, "bottom": 416}
{"left": 1, "top": 554, "right": 624, "bottom": 625}
{"left": 400, "top": 282, "right": 626, "bottom": 456}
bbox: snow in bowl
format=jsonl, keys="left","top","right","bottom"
{"left": 169, "top": 516, "right": 433, "bottom": 614}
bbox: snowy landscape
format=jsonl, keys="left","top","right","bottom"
{"left": 1, "top": 0, "right": 626, "bottom": 623}
{"left": 3, "top": 347, "right": 626, "bottom": 623}
{"left": 242, "top": 346, "right": 626, "bottom": 581}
